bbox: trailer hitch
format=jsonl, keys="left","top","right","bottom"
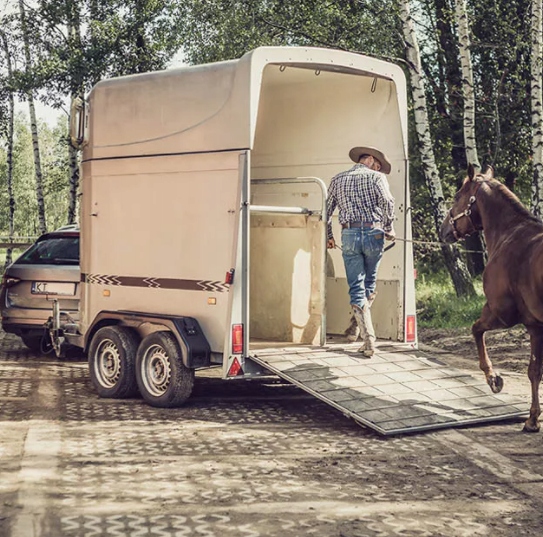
{"left": 44, "top": 299, "right": 66, "bottom": 358}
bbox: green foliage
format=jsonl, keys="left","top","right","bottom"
{"left": 180, "top": 0, "right": 403, "bottom": 65}
{"left": 470, "top": 0, "right": 533, "bottom": 201}
{"left": 416, "top": 270, "right": 486, "bottom": 328}
{"left": 0, "top": 113, "right": 71, "bottom": 236}
{"left": 10, "top": 0, "right": 188, "bottom": 104}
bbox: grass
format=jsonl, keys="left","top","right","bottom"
{"left": 416, "top": 271, "right": 486, "bottom": 329}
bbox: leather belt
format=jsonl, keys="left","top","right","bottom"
{"left": 341, "top": 221, "right": 375, "bottom": 229}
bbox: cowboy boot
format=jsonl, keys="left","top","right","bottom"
{"left": 344, "top": 314, "right": 360, "bottom": 342}
{"left": 357, "top": 304, "right": 376, "bottom": 357}
{"left": 367, "top": 292, "right": 377, "bottom": 308}
{"left": 351, "top": 305, "right": 367, "bottom": 345}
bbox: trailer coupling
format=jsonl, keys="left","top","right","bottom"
{"left": 45, "top": 299, "right": 80, "bottom": 358}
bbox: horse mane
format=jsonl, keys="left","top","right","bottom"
{"left": 483, "top": 178, "right": 541, "bottom": 225}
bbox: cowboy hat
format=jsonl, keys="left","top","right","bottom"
{"left": 349, "top": 146, "right": 392, "bottom": 174}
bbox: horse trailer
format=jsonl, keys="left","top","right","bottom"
{"left": 51, "top": 46, "right": 525, "bottom": 434}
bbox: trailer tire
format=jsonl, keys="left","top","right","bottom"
{"left": 88, "top": 326, "right": 140, "bottom": 398}
{"left": 136, "top": 331, "right": 194, "bottom": 408}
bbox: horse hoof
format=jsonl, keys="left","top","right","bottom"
{"left": 487, "top": 374, "right": 504, "bottom": 393}
{"left": 523, "top": 421, "right": 540, "bottom": 433}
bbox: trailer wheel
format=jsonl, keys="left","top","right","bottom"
{"left": 136, "top": 331, "right": 194, "bottom": 408}
{"left": 89, "top": 326, "right": 140, "bottom": 398}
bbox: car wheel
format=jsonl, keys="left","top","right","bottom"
{"left": 89, "top": 326, "right": 140, "bottom": 398}
{"left": 21, "top": 334, "right": 45, "bottom": 352}
{"left": 136, "top": 331, "right": 194, "bottom": 408}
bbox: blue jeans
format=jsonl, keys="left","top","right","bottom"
{"left": 341, "top": 228, "right": 385, "bottom": 308}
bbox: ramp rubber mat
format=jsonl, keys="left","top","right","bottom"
{"left": 250, "top": 344, "right": 527, "bottom": 436}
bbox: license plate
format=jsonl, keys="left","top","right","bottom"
{"left": 31, "top": 282, "right": 76, "bottom": 296}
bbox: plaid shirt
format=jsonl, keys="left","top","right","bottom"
{"left": 326, "top": 164, "right": 395, "bottom": 240}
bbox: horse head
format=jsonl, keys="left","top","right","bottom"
{"left": 440, "top": 164, "right": 493, "bottom": 243}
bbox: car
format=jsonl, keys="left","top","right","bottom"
{"left": 0, "top": 226, "right": 80, "bottom": 352}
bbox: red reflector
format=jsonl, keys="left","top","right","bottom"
{"left": 225, "top": 269, "right": 235, "bottom": 284}
{"left": 228, "top": 357, "right": 244, "bottom": 377}
{"left": 406, "top": 315, "right": 416, "bottom": 343}
{"left": 232, "top": 324, "right": 243, "bottom": 354}
{"left": 413, "top": 269, "right": 418, "bottom": 280}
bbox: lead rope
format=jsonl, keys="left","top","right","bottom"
{"left": 333, "top": 237, "right": 485, "bottom": 255}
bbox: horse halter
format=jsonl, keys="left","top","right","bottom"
{"left": 448, "top": 181, "right": 483, "bottom": 240}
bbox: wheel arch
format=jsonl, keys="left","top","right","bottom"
{"left": 85, "top": 311, "right": 211, "bottom": 368}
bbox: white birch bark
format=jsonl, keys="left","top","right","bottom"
{"left": 67, "top": 136, "right": 80, "bottom": 225}
{"left": 399, "top": 0, "right": 475, "bottom": 297}
{"left": 0, "top": 28, "right": 16, "bottom": 267}
{"left": 67, "top": 12, "right": 82, "bottom": 226}
{"left": 18, "top": 0, "right": 47, "bottom": 235}
{"left": 531, "top": 0, "right": 543, "bottom": 218}
{"left": 399, "top": 0, "right": 447, "bottom": 224}
{"left": 454, "top": 0, "right": 480, "bottom": 171}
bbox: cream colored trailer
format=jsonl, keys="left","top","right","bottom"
{"left": 66, "top": 46, "right": 417, "bottom": 408}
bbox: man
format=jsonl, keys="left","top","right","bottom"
{"left": 326, "top": 146, "right": 395, "bottom": 357}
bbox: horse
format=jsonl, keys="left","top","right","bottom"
{"left": 440, "top": 164, "right": 543, "bottom": 432}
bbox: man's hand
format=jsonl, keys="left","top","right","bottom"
{"left": 385, "top": 231, "right": 396, "bottom": 241}
{"left": 327, "top": 238, "right": 336, "bottom": 249}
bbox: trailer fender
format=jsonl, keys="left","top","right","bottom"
{"left": 85, "top": 311, "right": 211, "bottom": 369}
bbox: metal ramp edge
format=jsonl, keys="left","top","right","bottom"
{"left": 248, "top": 344, "right": 528, "bottom": 436}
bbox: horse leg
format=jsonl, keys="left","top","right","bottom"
{"left": 524, "top": 329, "right": 543, "bottom": 433}
{"left": 472, "top": 304, "right": 505, "bottom": 394}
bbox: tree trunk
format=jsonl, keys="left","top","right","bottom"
{"left": 531, "top": 0, "right": 543, "bottom": 217}
{"left": 18, "top": 0, "right": 47, "bottom": 235}
{"left": 66, "top": 4, "right": 83, "bottom": 225}
{"left": 67, "top": 138, "right": 80, "bottom": 225}
{"left": 454, "top": 0, "right": 485, "bottom": 275}
{"left": 0, "top": 29, "right": 16, "bottom": 268}
{"left": 434, "top": 0, "right": 465, "bottom": 172}
{"left": 455, "top": 0, "right": 480, "bottom": 170}
{"left": 399, "top": 0, "right": 475, "bottom": 297}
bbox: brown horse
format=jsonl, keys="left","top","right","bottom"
{"left": 440, "top": 164, "right": 543, "bottom": 432}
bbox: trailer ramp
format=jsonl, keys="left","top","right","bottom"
{"left": 250, "top": 344, "right": 527, "bottom": 436}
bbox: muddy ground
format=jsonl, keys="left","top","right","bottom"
{"left": 2, "top": 328, "right": 543, "bottom": 537}
{"left": 419, "top": 325, "right": 531, "bottom": 374}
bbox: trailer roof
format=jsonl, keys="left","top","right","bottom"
{"left": 85, "top": 47, "right": 407, "bottom": 161}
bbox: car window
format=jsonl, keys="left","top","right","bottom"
{"left": 16, "top": 237, "right": 80, "bottom": 266}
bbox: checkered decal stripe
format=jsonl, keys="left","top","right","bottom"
{"left": 82, "top": 273, "right": 230, "bottom": 292}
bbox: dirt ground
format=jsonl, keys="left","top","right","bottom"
{"left": 419, "top": 325, "right": 531, "bottom": 374}
{"left": 2, "top": 328, "right": 543, "bottom": 537}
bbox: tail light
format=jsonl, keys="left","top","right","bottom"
{"left": 406, "top": 315, "right": 417, "bottom": 343}
{"left": 232, "top": 324, "right": 244, "bottom": 354}
{"left": 1, "top": 275, "right": 21, "bottom": 289}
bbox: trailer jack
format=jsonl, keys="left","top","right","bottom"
{"left": 46, "top": 300, "right": 80, "bottom": 358}
{"left": 45, "top": 299, "right": 66, "bottom": 358}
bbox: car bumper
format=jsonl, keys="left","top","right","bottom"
{"left": 2, "top": 309, "right": 79, "bottom": 336}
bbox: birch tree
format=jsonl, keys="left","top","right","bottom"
{"left": 18, "top": 0, "right": 46, "bottom": 235}
{"left": 454, "top": 0, "right": 480, "bottom": 171}
{"left": 0, "top": 26, "right": 16, "bottom": 266}
{"left": 399, "top": 0, "right": 475, "bottom": 297}
{"left": 66, "top": 1, "right": 83, "bottom": 225}
{"left": 531, "top": 0, "right": 543, "bottom": 217}
{"left": 453, "top": 0, "right": 485, "bottom": 276}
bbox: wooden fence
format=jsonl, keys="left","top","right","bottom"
{"left": 0, "top": 237, "right": 37, "bottom": 249}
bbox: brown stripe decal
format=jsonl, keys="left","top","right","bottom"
{"left": 82, "top": 273, "right": 230, "bottom": 292}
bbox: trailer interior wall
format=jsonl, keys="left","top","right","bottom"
{"left": 250, "top": 64, "right": 409, "bottom": 343}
